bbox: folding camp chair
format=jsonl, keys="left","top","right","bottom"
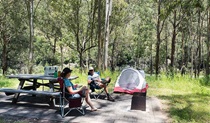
{"left": 58, "top": 77, "right": 85, "bottom": 117}
{"left": 88, "top": 72, "right": 110, "bottom": 99}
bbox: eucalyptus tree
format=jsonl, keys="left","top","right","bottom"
{"left": 157, "top": 0, "right": 205, "bottom": 76}
{"left": 154, "top": 0, "right": 167, "bottom": 76}
{"left": 50, "top": 0, "right": 98, "bottom": 68}
{"left": 206, "top": 0, "right": 210, "bottom": 77}
{"left": 109, "top": 0, "right": 156, "bottom": 71}
{"left": 0, "top": 0, "right": 29, "bottom": 75}
{"left": 108, "top": 0, "right": 130, "bottom": 70}
{"left": 35, "top": 0, "right": 63, "bottom": 65}
{"left": 24, "top": 0, "right": 42, "bottom": 73}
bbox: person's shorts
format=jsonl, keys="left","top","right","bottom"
{"left": 93, "top": 82, "right": 102, "bottom": 89}
{"left": 71, "top": 93, "right": 81, "bottom": 98}
{"left": 69, "top": 89, "right": 86, "bottom": 99}
{"left": 78, "top": 89, "right": 86, "bottom": 97}
{"left": 101, "top": 79, "right": 108, "bottom": 84}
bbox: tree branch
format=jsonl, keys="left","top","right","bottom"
{"left": 34, "top": 0, "right": 41, "bottom": 16}
{"left": 159, "top": 18, "right": 166, "bottom": 34}
{"left": 69, "top": 43, "right": 77, "bottom": 51}
{"left": 84, "top": 45, "right": 96, "bottom": 52}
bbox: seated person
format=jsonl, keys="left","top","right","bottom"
{"left": 87, "top": 67, "right": 114, "bottom": 102}
{"left": 61, "top": 67, "right": 97, "bottom": 111}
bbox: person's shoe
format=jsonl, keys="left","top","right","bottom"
{"left": 107, "top": 95, "right": 115, "bottom": 102}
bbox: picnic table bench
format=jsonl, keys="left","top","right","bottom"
{"left": 0, "top": 88, "right": 60, "bottom": 96}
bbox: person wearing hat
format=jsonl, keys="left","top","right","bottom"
{"left": 87, "top": 67, "right": 114, "bottom": 101}
{"left": 61, "top": 67, "right": 97, "bottom": 111}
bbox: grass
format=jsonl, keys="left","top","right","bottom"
{"left": 0, "top": 76, "right": 19, "bottom": 88}
{"left": 0, "top": 118, "right": 3, "bottom": 123}
{"left": 146, "top": 74, "right": 210, "bottom": 123}
{"left": 1, "top": 70, "right": 210, "bottom": 123}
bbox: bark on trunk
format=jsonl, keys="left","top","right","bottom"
{"left": 170, "top": 10, "right": 177, "bottom": 69}
{"left": 97, "top": 0, "right": 102, "bottom": 70}
{"left": 2, "top": 35, "right": 8, "bottom": 75}
{"left": 206, "top": 11, "right": 210, "bottom": 76}
{"left": 28, "top": 0, "right": 34, "bottom": 74}
{"left": 60, "top": 45, "right": 63, "bottom": 70}
{"left": 155, "top": 0, "right": 161, "bottom": 77}
{"left": 111, "top": 36, "right": 117, "bottom": 71}
{"left": 165, "top": 21, "right": 168, "bottom": 73}
{"left": 150, "top": 43, "right": 153, "bottom": 75}
{"left": 79, "top": 51, "right": 83, "bottom": 68}
{"left": 197, "top": 9, "right": 201, "bottom": 77}
{"left": 104, "top": 0, "right": 111, "bottom": 70}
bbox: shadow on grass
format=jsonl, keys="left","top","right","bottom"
{"left": 158, "top": 93, "right": 210, "bottom": 123}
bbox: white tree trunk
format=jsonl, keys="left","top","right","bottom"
{"left": 104, "top": 0, "right": 112, "bottom": 70}
{"left": 28, "top": 0, "right": 34, "bottom": 74}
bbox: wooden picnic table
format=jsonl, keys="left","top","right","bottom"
{"left": 0, "top": 74, "right": 78, "bottom": 107}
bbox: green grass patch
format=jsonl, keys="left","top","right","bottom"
{"left": 0, "top": 76, "right": 19, "bottom": 88}
{"left": 0, "top": 118, "right": 4, "bottom": 123}
{"left": 146, "top": 74, "right": 210, "bottom": 123}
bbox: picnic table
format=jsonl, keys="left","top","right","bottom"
{"left": 0, "top": 74, "right": 78, "bottom": 107}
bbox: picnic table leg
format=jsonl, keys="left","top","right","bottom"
{"left": 48, "top": 81, "right": 55, "bottom": 107}
{"left": 12, "top": 79, "right": 25, "bottom": 104}
{"left": 32, "top": 79, "right": 37, "bottom": 97}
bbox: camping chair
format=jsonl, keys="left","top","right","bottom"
{"left": 58, "top": 77, "right": 85, "bottom": 117}
{"left": 88, "top": 72, "right": 110, "bottom": 99}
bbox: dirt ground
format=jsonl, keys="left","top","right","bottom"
{"left": 0, "top": 93, "right": 169, "bottom": 123}
{"left": 0, "top": 114, "right": 60, "bottom": 123}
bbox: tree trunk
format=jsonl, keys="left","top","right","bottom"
{"left": 155, "top": 35, "right": 160, "bottom": 76}
{"left": 104, "top": 0, "right": 111, "bottom": 70}
{"left": 170, "top": 10, "right": 177, "bottom": 69}
{"left": 60, "top": 44, "right": 63, "bottom": 70}
{"left": 79, "top": 51, "right": 83, "bottom": 68}
{"left": 87, "top": 40, "right": 91, "bottom": 69}
{"left": 53, "top": 37, "right": 57, "bottom": 55}
{"left": 181, "top": 31, "right": 185, "bottom": 68}
{"left": 75, "top": 0, "right": 81, "bottom": 68}
{"left": 191, "top": 40, "right": 194, "bottom": 77}
{"left": 194, "top": 9, "right": 202, "bottom": 78}
{"left": 97, "top": 0, "right": 102, "bottom": 70}
{"left": 197, "top": 9, "right": 201, "bottom": 77}
{"left": 150, "top": 43, "right": 153, "bottom": 75}
{"left": 165, "top": 21, "right": 168, "bottom": 73}
{"left": 88, "top": 0, "right": 97, "bottom": 69}
{"left": 111, "top": 36, "right": 117, "bottom": 71}
{"left": 2, "top": 34, "right": 8, "bottom": 75}
{"left": 155, "top": 0, "right": 161, "bottom": 77}
{"left": 28, "top": 0, "right": 34, "bottom": 74}
{"left": 206, "top": 10, "right": 210, "bottom": 77}
{"left": 188, "top": 16, "right": 194, "bottom": 77}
